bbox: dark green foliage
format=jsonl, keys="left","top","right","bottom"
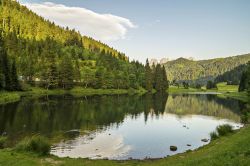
{"left": 163, "top": 55, "right": 250, "bottom": 84}
{"left": 195, "top": 83, "right": 202, "bottom": 89}
{"left": 154, "top": 64, "right": 168, "bottom": 91}
{"left": 239, "top": 62, "right": 250, "bottom": 92}
{"left": 183, "top": 82, "right": 189, "bottom": 89}
{"left": 0, "top": 0, "right": 154, "bottom": 91}
{"left": 239, "top": 72, "right": 248, "bottom": 92}
{"left": 10, "top": 60, "right": 20, "bottom": 90}
{"left": 145, "top": 59, "right": 153, "bottom": 92}
{"left": 215, "top": 64, "right": 247, "bottom": 85}
{"left": 42, "top": 56, "right": 58, "bottom": 89}
{"left": 15, "top": 135, "right": 51, "bottom": 156}
{"left": 206, "top": 81, "right": 217, "bottom": 89}
{"left": 216, "top": 124, "right": 233, "bottom": 136}
{"left": 0, "top": 136, "right": 7, "bottom": 149}
{"left": 59, "top": 55, "right": 74, "bottom": 89}
{"left": 0, "top": 30, "right": 20, "bottom": 91}
{"left": 210, "top": 131, "right": 219, "bottom": 141}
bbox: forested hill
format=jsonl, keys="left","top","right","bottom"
{"left": 0, "top": 0, "right": 135, "bottom": 89}
{"left": 163, "top": 54, "right": 250, "bottom": 84}
{"left": 0, "top": 0, "right": 168, "bottom": 91}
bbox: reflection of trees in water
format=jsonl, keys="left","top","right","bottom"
{"left": 0, "top": 93, "right": 243, "bottom": 140}
{"left": 165, "top": 94, "right": 242, "bottom": 122}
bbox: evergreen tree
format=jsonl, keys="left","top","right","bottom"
{"left": 155, "top": 64, "right": 163, "bottom": 91}
{"left": 183, "top": 81, "right": 189, "bottom": 89}
{"left": 0, "top": 34, "right": 11, "bottom": 91}
{"left": 145, "top": 59, "right": 153, "bottom": 92}
{"left": 162, "top": 66, "right": 169, "bottom": 90}
{"left": 239, "top": 72, "right": 247, "bottom": 92}
{"left": 129, "top": 74, "right": 137, "bottom": 89}
{"left": 206, "top": 81, "right": 217, "bottom": 89}
{"left": 0, "top": 34, "right": 5, "bottom": 90}
{"left": 59, "top": 55, "right": 74, "bottom": 89}
{"left": 10, "top": 60, "right": 20, "bottom": 90}
{"left": 46, "top": 57, "right": 58, "bottom": 89}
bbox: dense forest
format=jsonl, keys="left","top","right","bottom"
{"left": 215, "top": 64, "right": 247, "bottom": 85}
{"left": 0, "top": 0, "right": 168, "bottom": 92}
{"left": 163, "top": 55, "right": 250, "bottom": 85}
{"left": 0, "top": 32, "right": 20, "bottom": 91}
{"left": 239, "top": 62, "right": 250, "bottom": 93}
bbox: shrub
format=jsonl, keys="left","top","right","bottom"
{"left": 210, "top": 131, "right": 219, "bottom": 140}
{"left": 216, "top": 124, "right": 233, "bottom": 136}
{"left": 0, "top": 137, "right": 7, "bottom": 149}
{"left": 15, "top": 135, "right": 51, "bottom": 155}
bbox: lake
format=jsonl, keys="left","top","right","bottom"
{"left": 0, "top": 93, "right": 245, "bottom": 160}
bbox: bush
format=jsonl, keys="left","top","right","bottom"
{"left": 216, "top": 124, "right": 233, "bottom": 136}
{"left": 0, "top": 137, "right": 7, "bottom": 149}
{"left": 210, "top": 131, "right": 219, "bottom": 140}
{"left": 15, "top": 135, "right": 51, "bottom": 155}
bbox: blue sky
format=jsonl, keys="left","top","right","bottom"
{"left": 20, "top": 0, "right": 250, "bottom": 62}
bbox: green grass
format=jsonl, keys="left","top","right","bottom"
{"left": 15, "top": 135, "right": 51, "bottom": 156}
{"left": 167, "top": 86, "right": 205, "bottom": 93}
{"left": 168, "top": 83, "right": 249, "bottom": 102}
{"left": 0, "top": 125, "right": 250, "bottom": 166}
{"left": 0, "top": 137, "right": 7, "bottom": 149}
{"left": 216, "top": 124, "right": 233, "bottom": 136}
{"left": 0, "top": 92, "right": 20, "bottom": 105}
{"left": 0, "top": 87, "right": 147, "bottom": 105}
{"left": 216, "top": 82, "right": 239, "bottom": 92}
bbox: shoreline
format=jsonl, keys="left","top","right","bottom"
{"left": 0, "top": 86, "right": 248, "bottom": 105}
{"left": 0, "top": 87, "right": 147, "bottom": 105}
{"left": 0, "top": 125, "right": 249, "bottom": 165}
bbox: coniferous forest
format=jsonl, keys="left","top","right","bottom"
{"left": 1, "top": 0, "right": 250, "bottom": 165}
{"left": 0, "top": 0, "right": 168, "bottom": 92}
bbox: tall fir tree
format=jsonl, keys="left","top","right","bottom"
{"left": 0, "top": 33, "right": 11, "bottom": 90}
{"left": 10, "top": 60, "right": 20, "bottom": 90}
{"left": 155, "top": 64, "right": 163, "bottom": 91}
{"left": 45, "top": 56, "right": 58, "bottom": 89}
{"left": 239, "top": 72, "right": 247, "bottom": 92}
{"left": 162, "top": 66, "right": 169, "bottom": 90}
{"left": 145, "top": 59, "right": 153, "bottom": 92}
{"left": 59, "top": 55, "right": 74, "bottom": 89}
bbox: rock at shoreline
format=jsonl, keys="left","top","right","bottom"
{"left": 64, "top": 129, "right": 80, "bottom": 137}
{"left": 170, "top": 146, "right": 177, "bottom": 151}
{"left": 201, "top": 138, "right": 209, "bottom": 142}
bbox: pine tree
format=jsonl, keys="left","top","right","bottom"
{"left": 59, "top": 55, "right": 74, "bottom": 89}
{"left": 145, "top": 59, "right": 153, "bottom": 92}
{"left": 0, "top": 35, "right": 12, "bottom": 91}
{"left": 46, "top": 57, "right": 58, "bottom": 89}
{"left": 162, "top": 66, "right": 169, "bottom": 90}
{"left": 239, "top": 72, "right": 247, "bottom": 92}
{"left": 10, "top": 60, "right": 20, "bottom": 90}
{"left": 0, "top": 34, "right": 5, "bottom": 90}
{"left": 155, "top": 64, "right": 163, "bottom": 91}
{"left": 246, "top": 62, "right": 250, "bottom": 96}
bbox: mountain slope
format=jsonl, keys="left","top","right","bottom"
{"left": 215, "top": 64, "right": 247, "bottom": 85}
{"left": 163, "top": 54, "right": 250, "bottom": 84}
{"left": 0, "top": 0, "right": 145, "bottom": 89}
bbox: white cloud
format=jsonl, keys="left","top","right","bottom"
{"left": 22, "top": 2, "right": 136, "bottom": 41}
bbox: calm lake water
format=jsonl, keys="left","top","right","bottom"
{"left": 0, "top": 93, "right": 245, "bottom": 160}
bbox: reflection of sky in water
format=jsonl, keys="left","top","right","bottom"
{"left": 51, "top": 113, "right": 243, "bottom": 160}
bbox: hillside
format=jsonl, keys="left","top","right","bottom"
{"left": 0, "top": 0, "right": 144, "bottom": 90}
{"left": 163, "top": 54, "right": 250, "bottom": 84}
{"left": 215, "top": 64, "right": 247, "bottom": 85}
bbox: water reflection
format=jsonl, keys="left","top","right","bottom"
{"left": 0, "top": 93, "right": 245, "bottom": 159}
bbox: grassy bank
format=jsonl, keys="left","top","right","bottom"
{"left": 0, "top": 87, "right": 147, "bottom": 105}
{"left": 0, "top": 125, "right": 249, "bottom": 166}
{"left": 0, "top": 92, "right": 20, "bottom": 105}
{"left": 168, "top": 82, "right": 249, "bottom": 102}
